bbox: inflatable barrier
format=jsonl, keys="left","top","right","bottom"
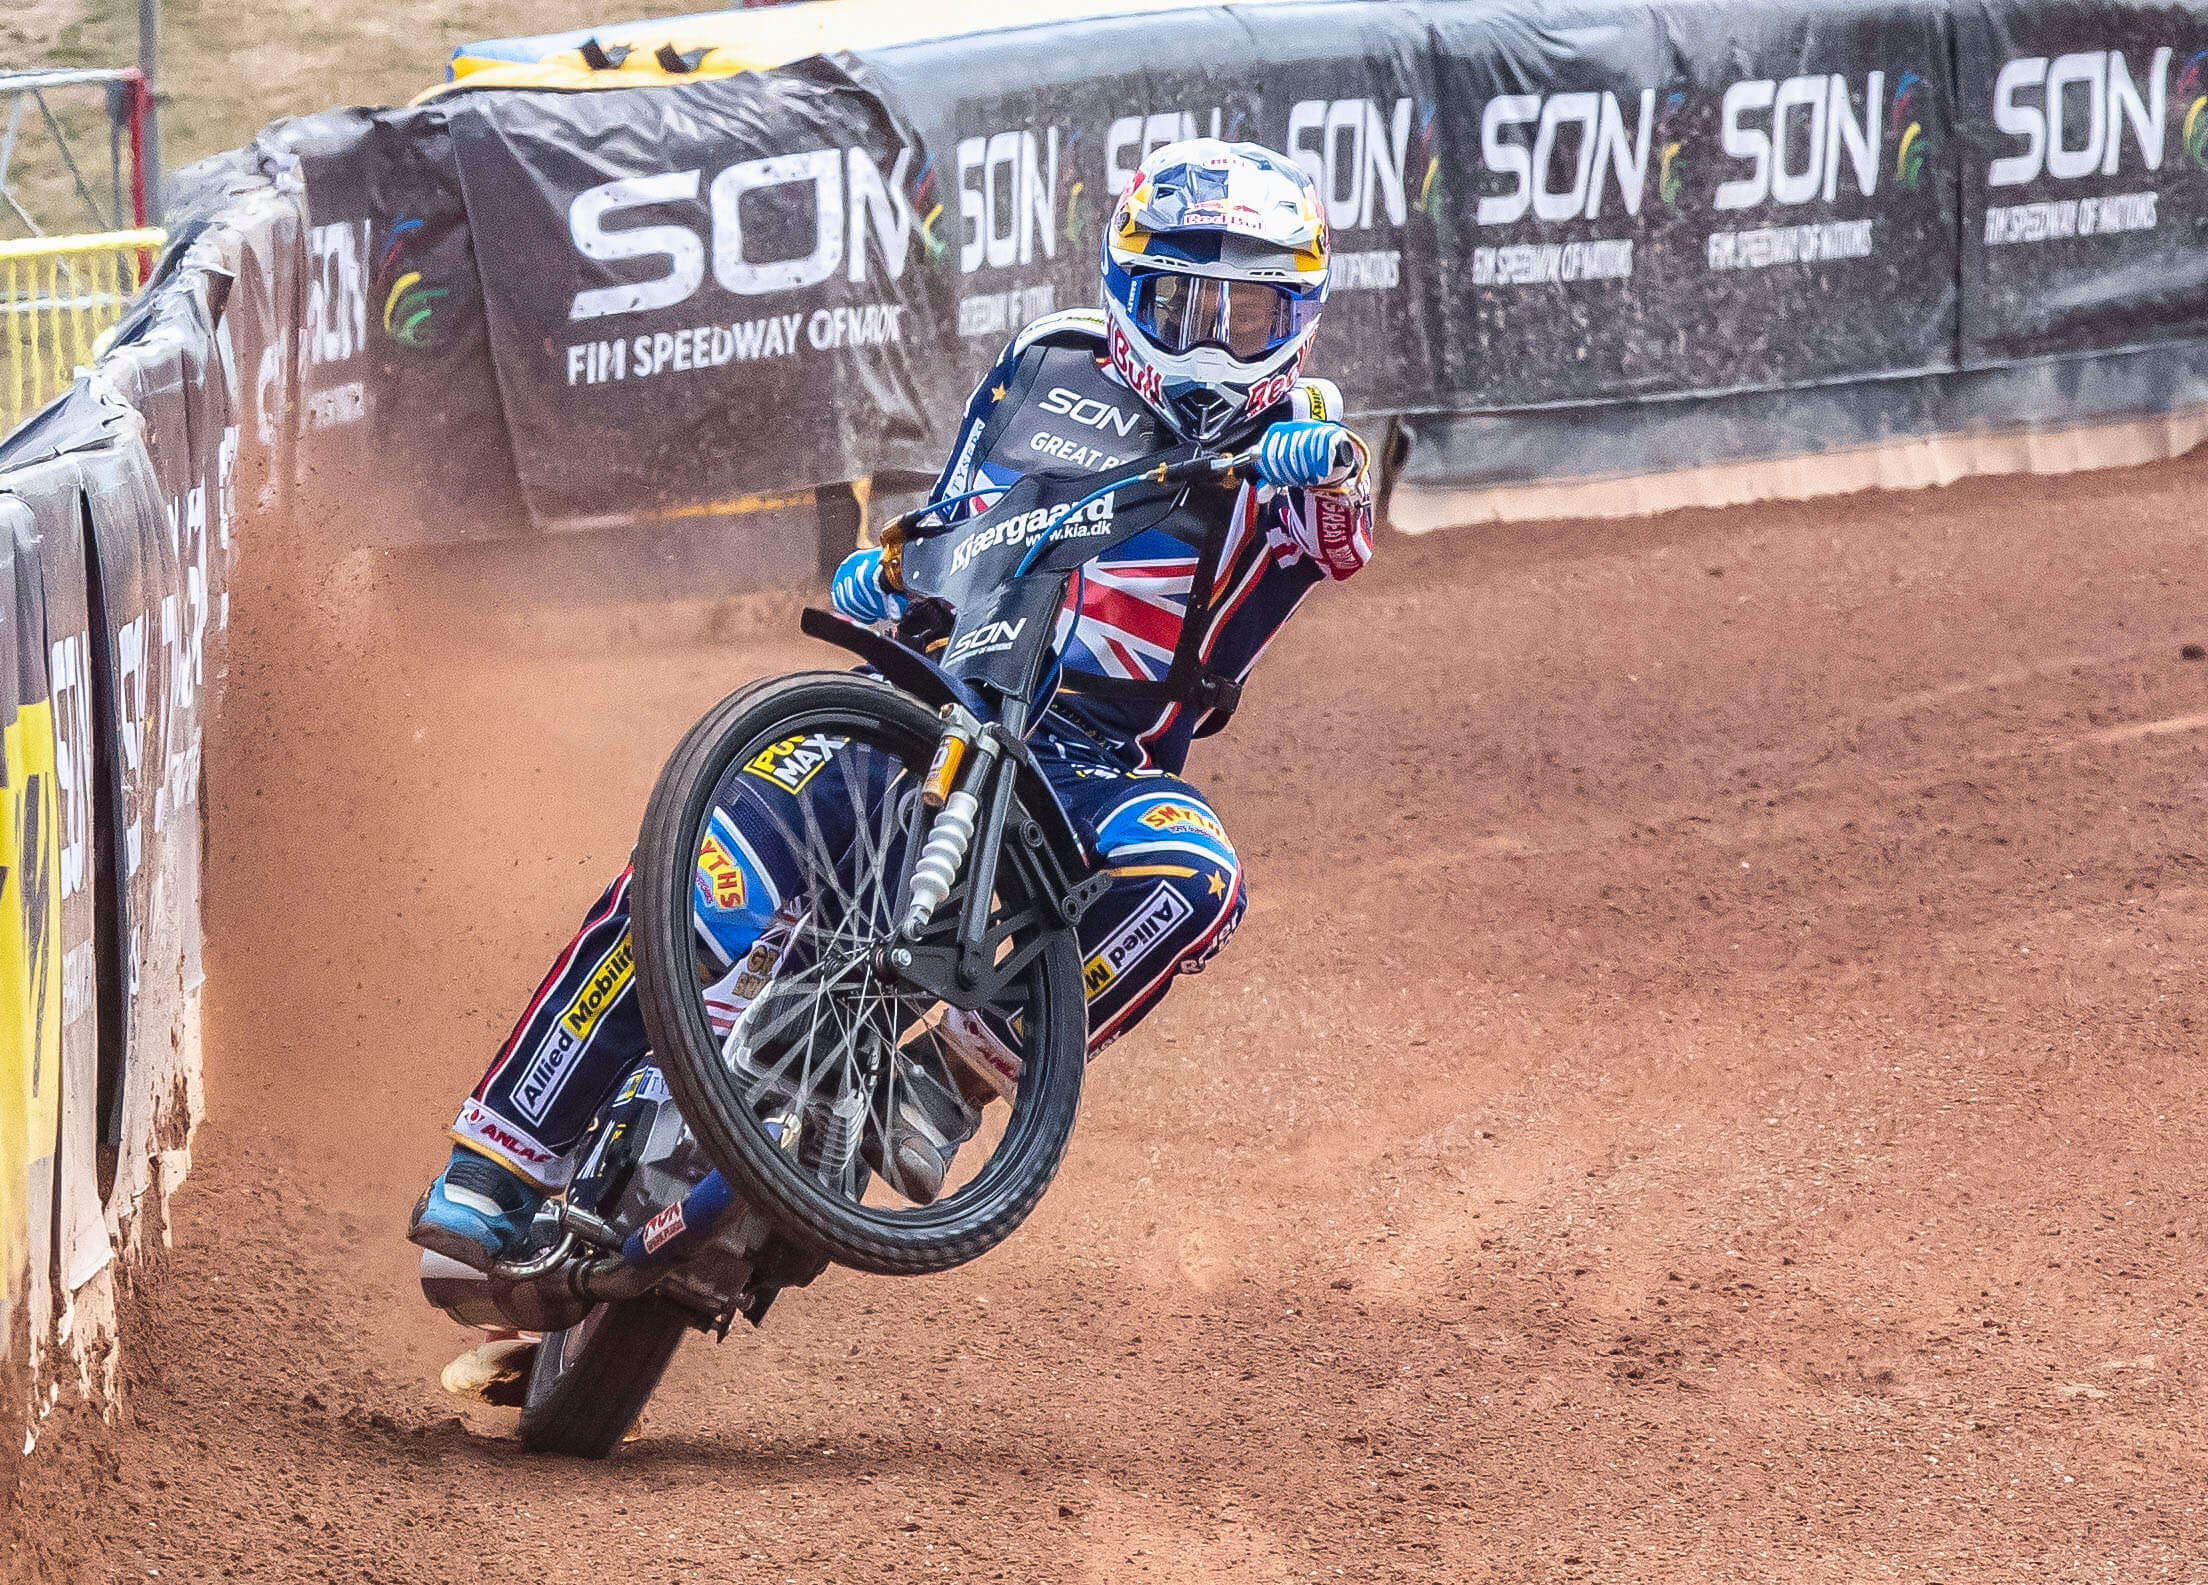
{"left": 0, "top": 166, "right": 297, "bottom": 1449}
{"left": 271, "top": 0, "right": 2208, "bottom": 544}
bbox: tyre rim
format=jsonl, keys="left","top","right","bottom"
{"left": 682, "top": 712, "right": 1062, "bottom": 1221}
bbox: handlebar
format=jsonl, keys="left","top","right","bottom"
{"left": 878, "top": 446, "right": 1261, "bottom": 553}
{"left": 1149, "top": 447, "right": 1260, "bottom": 487}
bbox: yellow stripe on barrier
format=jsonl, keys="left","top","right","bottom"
{"left": 0, "top": 228, "right": 166, "bottom": 438}
{"left": 0, "top": 698, "right": 63, "bottom": 1342}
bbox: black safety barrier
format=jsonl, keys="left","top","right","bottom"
{"left": 232, "top": 0, "right": 2208, "bottom": 534}
{"left": 0, "top": 166, "right": 289, "bottom": 1435}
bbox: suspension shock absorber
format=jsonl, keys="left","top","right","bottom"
{"left": 902, "top": 721, "right": 997, "bottom": 939}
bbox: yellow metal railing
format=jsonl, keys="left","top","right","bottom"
{"left": 1, "top": 228, "right": 165, "bottom": 436}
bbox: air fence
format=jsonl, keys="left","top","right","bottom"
{"left": 5, "top": 0, "right": 2208, "bottom": 1451}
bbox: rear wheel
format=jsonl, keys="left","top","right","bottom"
{"left": 517, "top": 1297, "right": 689, "bottom": 1458}
{"left": 631, "top": 671, "right": 1087, "bottom": 1276}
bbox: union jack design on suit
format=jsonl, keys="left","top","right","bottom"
{"left": 450, "top": 310, "right": 1372, "bottom": 1186}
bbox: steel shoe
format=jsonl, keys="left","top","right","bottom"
{"left": 408, "top": 1144, "right": 549, "bottom": 1272}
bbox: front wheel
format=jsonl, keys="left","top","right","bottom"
{"left": 630, "top": 672, "right": 1088, "bottom": 1276}
{"left": 518, "top": 1297, "right": 688, "bottom": 1457}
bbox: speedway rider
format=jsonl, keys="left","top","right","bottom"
{"left": 411, "top": 139, "right": 1377, "bottom": 1265}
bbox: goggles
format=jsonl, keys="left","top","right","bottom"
{"left": 1130, "top": 272, "right": 1301, "bottom": 360}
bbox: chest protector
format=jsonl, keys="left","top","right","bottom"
{"left": 975, "top": 339, "right": 1161, "bottom": 477}
{"left": 972, "top": 333, "right": 1247, "bottom": 737}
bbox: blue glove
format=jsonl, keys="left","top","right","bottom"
{"left": 830, "top": 546, "right": 909, "bottom": 625}
{"left": 1253, "top": 420, "right": 1359, "bottom": 489}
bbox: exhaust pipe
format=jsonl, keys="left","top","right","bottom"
{"left": 419, "top": 1171, "right": 745, "bottom": 1333}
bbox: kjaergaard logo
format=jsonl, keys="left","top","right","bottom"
{"left": 949, "top": 497, "right": 1115, "bottom": 576}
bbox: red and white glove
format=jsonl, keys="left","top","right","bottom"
{"left": 1267, "top": 429, "right": 1373, "bottom": 581}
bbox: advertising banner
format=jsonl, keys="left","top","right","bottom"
{"left": 266, "top": 109, "right": 530, "bottom": 541}
{"left": 444, "top": 59, "right": 930, "bottom": 522}
{"left": 425, "top": 2, "right": 1446, "bottom": 523}
{"left": 842, "top": 2, "right": 1445, "bottom": 437}
{"left": 1957, "top": 0, "right": 2208, "bottom": 364}
{"left": 1423, "top": 0, "right": 1959, "bottom": 404}
{"left": 0, "top": 493, "right": 61, "bottom": 1375}
{"left": 245, "top": 0, "right": 2208, "bottom": 517}
{"left": 0, "top": 184, "right": 266, "bottom": 1431}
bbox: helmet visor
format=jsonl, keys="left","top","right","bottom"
{"left": 1131, "top": 273, "right": 1299, "bottom": 360}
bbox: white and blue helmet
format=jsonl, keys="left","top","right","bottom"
{"left": 1101, "top": 138, "right": 1332, "bottom": 443}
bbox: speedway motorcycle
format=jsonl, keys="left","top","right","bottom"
{"left": 418, "top": 435, "right": 1344, "bottom": 1456}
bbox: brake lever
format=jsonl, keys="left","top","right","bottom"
{"left": 1149, "top": 449, "right": 1258, "bottom": 488}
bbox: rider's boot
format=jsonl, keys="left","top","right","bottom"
{"left": 879, "top": 1010, "right": 1023, "bottom": 1203}
{"left": 408, "top": 1144, "right": 549, "bottom": 1271}
{"left": 880, "top": 1059, "right": 980, "bottom": 1205}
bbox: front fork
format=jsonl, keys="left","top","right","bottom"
{"left": 900, "top": 701, "right": 991, "bottom": 937}
{"left": 898, "top": 702, "right": 1022, "bottom": 992}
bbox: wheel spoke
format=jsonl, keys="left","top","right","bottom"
{"left": 671, "top": 706, "right": 1071, "bottom": 1236}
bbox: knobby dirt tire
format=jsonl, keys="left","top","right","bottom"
{"left": 517, "top": 1297, "right": 689, "bottom": 1458}
{"left": 630, "top": 671, "right": 1087, "bottom": 1277}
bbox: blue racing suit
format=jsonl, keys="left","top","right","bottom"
{"left": 452, "top": 310, "right": 1373, "bottom": 1186}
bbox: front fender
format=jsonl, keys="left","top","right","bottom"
{"left": 799, "top": 607, "right": 990, "bottom": 720}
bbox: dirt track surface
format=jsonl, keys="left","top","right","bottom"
{"left": 10, "top": 455, "right": 2208, "bottom": 1582}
